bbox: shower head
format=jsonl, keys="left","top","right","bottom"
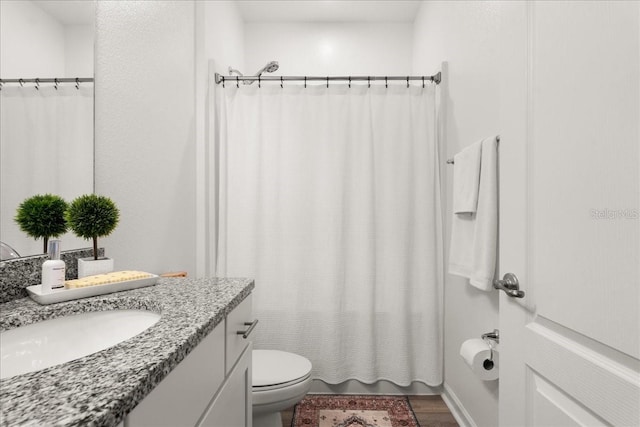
{"left": 240, "top": 61, "right": 279, "bottom": 85}
{"left": 255, "top": 61, "right": 279, "bottom": 76}
{"left": 228, "top": 61, "right": 279, "bottom": 85}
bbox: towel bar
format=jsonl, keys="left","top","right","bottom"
{"left": 447, "top": 136, "right": 500, "bottom": 164}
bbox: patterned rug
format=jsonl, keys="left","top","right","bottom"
{"left": 291, "top": 395, "right": 419, "bottom": 427}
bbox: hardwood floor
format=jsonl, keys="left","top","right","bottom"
{"left": 408, "top": 395, "right": 459, "bottom": 427}
{"left": 281, "top": 395, "right": 459, "bottom": 427}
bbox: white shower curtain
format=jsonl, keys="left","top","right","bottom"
{"left": 215, "top": 82, "right": 443, "bottom": 386}
{"left": 1, "top": 85, "right": 94, "bottom": 256}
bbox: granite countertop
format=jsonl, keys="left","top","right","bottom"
{"left": 0, "top": 277, "right": 254, "bottom": 427}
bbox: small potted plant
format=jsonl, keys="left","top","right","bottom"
{"left": 14, "top": 194, "right": 68, "bottom": 254}
{"left": 66, "top": 194, "right": 119, "bottom": 278}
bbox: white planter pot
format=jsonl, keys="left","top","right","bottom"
{"left": 78, "top": 257, "right": 114, "bottom": 278}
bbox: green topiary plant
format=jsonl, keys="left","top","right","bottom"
{"left": 14, "top": 194, "right": 68, "bottom": 253}
{"left": 65, "top": 194, "right": 119, "bottom": 260}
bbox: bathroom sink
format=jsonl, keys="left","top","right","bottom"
{"left": 0, "top": 309, "right": 161, "bottom": 379}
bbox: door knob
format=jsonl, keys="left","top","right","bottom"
{"left": 493, "top": 273, "right": 525, "bottom": 298}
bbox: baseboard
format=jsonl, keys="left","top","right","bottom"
{"left": 310, "top": 379, "right": 441, "bottom": 395}
{"left": 441, "top": 383, "right": 477, "bottom": 427}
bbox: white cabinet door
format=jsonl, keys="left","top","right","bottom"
{"left": 498, "top": 2, "right": 640, "bottom": 426}
{"left": 126, "top": 324, "right": 226, "bottom": 427}
{"left": 200, "top": 343, "right": 252, "bottom": 427}
{"left": 226, "top": 295, "right": 254, "bottom": 374}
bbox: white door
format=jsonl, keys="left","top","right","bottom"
{"left": 498, "top": 2, "right": 640, "bottom": 426}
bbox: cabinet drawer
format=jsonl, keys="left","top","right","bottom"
{"left": 226, "top": 295, "right": 254, "bottom": 374}
{"left": 126, "top": 323, "right": 225, "bottom": 427}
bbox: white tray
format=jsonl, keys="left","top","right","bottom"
{"left": 26, "top": 275, "right": 159, "bottom": 305}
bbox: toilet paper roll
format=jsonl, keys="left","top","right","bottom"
{"left": 460, "top": 338, "right": 499, "bottom": 381}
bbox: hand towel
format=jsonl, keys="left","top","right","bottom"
{"left": 449, "top": 136, "right": 498, "bottom": 291}
{"left": 452, "top": 140, "right": 482, "bottom": 214}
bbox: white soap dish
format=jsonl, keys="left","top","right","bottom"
{"left": 26, "top": 275, "right": 159, "bottom": 305}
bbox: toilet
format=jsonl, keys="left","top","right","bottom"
{"left": 252, "top": 350, "right": 313, "bottom": 427}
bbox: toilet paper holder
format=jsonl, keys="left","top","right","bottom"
{"left": 481, "top": 329, "right": 499, "bottom": 369}
{"left": 481, "top": 329, "right": 499, "bottom": 344}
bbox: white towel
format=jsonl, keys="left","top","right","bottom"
{"left": 449, "top": 136, "right": 498, "bottom": 291}
{"left": 452, "top": 140, "right": 482, "bottom": 214}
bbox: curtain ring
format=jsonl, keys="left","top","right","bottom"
{"left": 348, "top": 76, "right": 351, "bottom": 88}
{"left": 385, "top": 76, "right": 388, "bottom": 89}
{"left": 19, "top": 78, "right": 24, "bottom": 87}
{"left": 406, "top": 76, "right": 410, "bottom": 88}
{"left": 281, "top": 76, "right": 283, "bottom": 89}
{"left": 236, "top": 76, "right": 239, "bottom": 88}
{"left": 304, "top": 76, "right": 307, "bottom": 88}
{"left": 75, "top": 78, "right": 80, "bottom": 89}
{"left": 35, "top": 78, "right": 40, "bottom": 90}
{"left": 367, "top": 76, "right": 370, "bottom": 88}
{"left": 258, "top": 75, "right": 261, "bottom": 88}
{"left": 422, "top": 76, "right": 425, "bottom": 89}
{"left": 54, "top": 78, "right": 59, "bottom": 90}
{"left": 326, "top": 76, "right": 329, "bottom": 88}
{"left": 221, "top": 76, "right": 225, "bottom": 88}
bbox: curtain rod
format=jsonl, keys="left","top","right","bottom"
{"left": 0, "top": 77, "right": 94, "bottom": 88}
{"left": 215, "top": 72, "right": 441, "bottom": 86}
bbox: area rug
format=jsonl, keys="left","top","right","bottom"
{"left": 291, "top": 395, "right": 419, "bottom": 427}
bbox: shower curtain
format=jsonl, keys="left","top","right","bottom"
{"left": 215, "top": 82, "right": 443, "bottom": 386}
{"left": 0, "top": 85, "right": 94, "bottom": 256}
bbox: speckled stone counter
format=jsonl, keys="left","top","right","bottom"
{"left": 0, "top": 277, "right": 254, "bottom": 427}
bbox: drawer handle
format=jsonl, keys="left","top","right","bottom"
{"left": 237, "top": 319, "right": 259, "bottom": 339}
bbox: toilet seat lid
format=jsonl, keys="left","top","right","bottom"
{"left": 253, "top": 350, "right": 312, "bottom": 388}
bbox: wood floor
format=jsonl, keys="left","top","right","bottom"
{"left": 281, "top": 395, "right": 459, "bottom": 427}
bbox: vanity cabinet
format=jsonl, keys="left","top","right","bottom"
{"left": 126, "top": 295, "right": 254, "bottom": 427}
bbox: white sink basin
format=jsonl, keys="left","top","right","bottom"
{"left": 0, "top": 309, "right": 161, "bottom": 379}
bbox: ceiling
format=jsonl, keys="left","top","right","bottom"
{"left": 32, "top": 0, "right": 95, "bottom": 26}
{"left": 237, "top": 1, "right": 422, "bottom": 23}
{"left": 29, "top": 0, "right": 421, "bottom": 25}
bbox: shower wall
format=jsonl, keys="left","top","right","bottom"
{"left": 0, "top": 1, "right": 93, "bottom": 78}
{"left": 0, "top": 0, "right": 65, "bottom": 77}
{"left": 244, "top": 22, "right": 413, "bottom": 76}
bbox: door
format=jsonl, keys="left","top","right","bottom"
{"left": 498, "top": 2, "right": 640, "bottom": 426}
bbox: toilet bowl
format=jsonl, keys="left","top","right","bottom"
{"left": 252, "top": 349, "right": 312, "bottom": 427}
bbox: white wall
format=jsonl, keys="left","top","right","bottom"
{"left": 0, "top": 0, "right": 65, "bottom": 77}
{"left": 244, "top": 22, "right": 413, "bottom": 77}
{"left": 413, "top": 2, "right": 502, "bottom": 426}
{"left": 195, "top": 1, "right": 246, "bottom": 276}
{"left": 64, "top": 24, "right": 94, "bottom": 77}
{"left": 95, "top": 1, "right": 196, "bottom": 275}
{"left": 0, "top": 1, "right": 93, "bottom": 78}
{"left": 95, "top": 0, "right": 245, "bottom": 277}
{"left": 203, "top": 1, "right": 245, "bottom": 73}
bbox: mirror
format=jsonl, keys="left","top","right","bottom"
{"left": 0, "top": 0, "right": 95, "bottom": 259}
